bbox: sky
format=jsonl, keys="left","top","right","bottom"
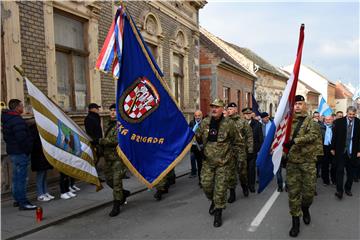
{"left": 199, "top": 1, "right": 360, "bottom": 90}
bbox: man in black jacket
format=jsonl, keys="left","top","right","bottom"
{"left": 331, "top": 106, "right": 360, "bottom": 199}
{"left": 84, "top": 103, "right": 104, "bottom": 180}
{"left": 242, "top": 107, "right": 264, "bottom": 193}
{"left": 1, "top": 99, "right": 37, "bottom": 210}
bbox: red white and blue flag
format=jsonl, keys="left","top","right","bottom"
{"left": 256, "top": 24, "right": 305, "bottom": 193}
{"left": 95, "top": 6, "right": 125, "bottom": 78}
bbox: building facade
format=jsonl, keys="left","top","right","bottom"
{"left": 199, "top": 28, "right": 256, "bottom": 115}
{"left": 335, "top": 81, "right": 355, "bottom": 113}
{"left": 1, "top": 0, "right": 205, "bottom": 195}
{"left": 227, "top": 45, "right": 288, "bottom": 117}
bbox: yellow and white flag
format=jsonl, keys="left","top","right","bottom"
{"left": 25, "top": 77, "right": 102, "bottom": 189}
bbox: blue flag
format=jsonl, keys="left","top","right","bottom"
{"left": 317, "top": 97, "right": 332, "bottom": 117}
{"left": 97, "top": 7, "right": 194, "bottom": 188}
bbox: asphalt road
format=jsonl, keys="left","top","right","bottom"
{"left": 19, "top": 175, "right": 360, "bottom": 240}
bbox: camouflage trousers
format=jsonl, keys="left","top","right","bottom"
{"left": 104, "top": 159, "right": 126, "bottom": 201}
{"left": 227, "top": 157, "right": 248, "bottom": 189}
{"left": 286, "top": 162, "right": 317, "bottom": 216}
{"left": 156, "top": 169, "right": 175, "bottom": 191}
{"left": 201, "top": 162, "right": 230, "bottom": 209}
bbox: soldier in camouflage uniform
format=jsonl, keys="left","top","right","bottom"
{"left": 226, "top": 102, "right": 253, "bottom": 203}
{"left": 99, "top": 104, "right": 130, "bottom": 217}
{"left": 283, "top": 95, "right": 322, "bottom": 237}
{"left": 153, "top": 169, "right": 176, "bottom": 201}
{"left": 196, "top": 99, "right": 243, "bottom": 228}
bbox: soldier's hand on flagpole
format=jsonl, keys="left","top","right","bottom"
{"left": 331, "top": 150, "right": 335, "bottom": 156}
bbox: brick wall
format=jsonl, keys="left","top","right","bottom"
{"left": 18, "top": 1, "right": 47, "bottom": 102}
{"left": 98, "top": 1, "right": 116, "bottom": 109}
{"left": 126, "top": 1, "right": 199, "bottom": 112}
{"left": 217, "top": 66, "right": 253, "bottom": 110}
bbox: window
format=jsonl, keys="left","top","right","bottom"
{"left": 246, "top": 92, "right": 251, "bottom": 107}
{"left": 54, "top": 12, "right": 88, "bottom": 111}
{"left": 223, "top": 87, "right": 230, "bottom": 106}
{"left": 172, "top": 53, "right": 184, "bottom": 106}
{"left": 237, "top": 90, "right": 242, "bottom": 112}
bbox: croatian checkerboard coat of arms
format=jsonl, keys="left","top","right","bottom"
{"left": 119, "top": 76, "right": 160, "bottom": 123}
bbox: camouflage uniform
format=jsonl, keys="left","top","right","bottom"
{"left": 155, "top": 169, "right": 176, "bottom": 191}
{"left": 227, "top": 114, "right": 253, "bottom": 189}
{"left": 196, "top": 116, "right": 242, "bottom": 209}
{"left": 286, "top": 112, "right": 322, "bottom": 217}
{"left": 99, "top": 120, "right": 126, "bottom": 201}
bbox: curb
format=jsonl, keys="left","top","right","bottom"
{"left": 5, "top": 171, "right": 190, "bottom": 240}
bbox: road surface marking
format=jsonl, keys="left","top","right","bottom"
{"left": 248, "top": 188, "right": 281, "bottom": 232}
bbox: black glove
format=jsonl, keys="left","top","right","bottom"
{"left": 284, "top": 140, "right": 295, "bottom": 149}
{"left": 247, "top": 152, "right": 254, "bottom": 160}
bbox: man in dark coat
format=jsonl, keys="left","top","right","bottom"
{"left": 1, "top": 99, "right": 36, "bottom": 210}
{"left": 331, "top": 106, "right": 360, "bottom": 199}
{"left": 242, "top": 107, "right": 264, "bottom": 193}
{"left": 84, "top": 103, "right": 104, "bottom": 180}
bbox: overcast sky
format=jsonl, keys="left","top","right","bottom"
{"left": 199, "top": 1, "right": 359, "bottom": 90}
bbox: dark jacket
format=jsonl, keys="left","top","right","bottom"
{"left": 331, "top": 117, "right": 360, "bottom": 165}
{"left": 29, "top": 123, "right": 53, "bottom": 172}
{"left": 84, "top": 111, "right": 103, "bottom": 144}
{"left": 1, "top": 110, "right": 33, "bottom": 155}
{"left": 250, "top": 119, "right": 264, "bottom": 154}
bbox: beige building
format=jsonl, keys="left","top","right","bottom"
{"left": 226, "top": 44, "right": 288, "bottom": 117}
{"left": 1, "top": 0, "right": 205, "bottom": 195}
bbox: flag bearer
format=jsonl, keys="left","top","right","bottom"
{"left": 99, "top": 104, "right": 130, "bottom": 217}
{"left": 283, "top": 95, "right": 322, "bottom": 237}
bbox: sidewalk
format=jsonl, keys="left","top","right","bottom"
{"left": 1, "top": 154, "right": 191, "bottom": 240}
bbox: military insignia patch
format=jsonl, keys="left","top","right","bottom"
{"left": 119, "top": 76, "right": 160, "bottom": 123}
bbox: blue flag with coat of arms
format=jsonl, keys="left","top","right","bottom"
{"left": 96, "top": 6, "right": 194, "bottom": 188}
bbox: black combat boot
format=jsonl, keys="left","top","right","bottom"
{"left": 301, "top": 205, "right": 311, "bottom": 225}
{"left": 109, "top": 200, "right": 121, "bottom": 217}
{"left": 241, "top": 184, "right": 249, "bottom": 197}
{"left": 213, "top": 209, "right": 223, "bottom": 227}
{"left": 120, "top": 189, "right": 131, "bottom": 205}
{"left": 154, "top": 190, "right": 163, "bottom": 201}
{"left": 289, "top": 216, "right": 300, "bottom": 237}
{"left": 228, "top": 188, "right": 236, "bottom": 203}
{"left": 209, "top": 201, "right": 215, "bottom": 215}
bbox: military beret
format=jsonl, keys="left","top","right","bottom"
{"left": 109, "top": 103, "right": 116, "bottom": 110}
{"left": 260, "top": 112, "right": 269, "bottom": 118}
{"left": 227, "top": 102, "right": 237, "bottom": 108}
{"left": 210, "top": 99, "right": 225, "bottom": 107}
{"left": 241, "top": 107, "right": 253, "bottom": 114}
{"left": 295, "top": 95, "right": 305, "bottom": 102}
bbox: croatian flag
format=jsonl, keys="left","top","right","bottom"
{"left": 256, "top": 24, "right": 305, "bottom": 193}
{"left": 95, "top": 6, "right": 125, "bottom": 78}
{"left": 318, "top": 97, "right": 332, "bottom": 116}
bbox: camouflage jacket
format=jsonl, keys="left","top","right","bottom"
{"left": 99, "top": 120, "right": 119, "bottom": 162}
{"left": 288, "top": 112, "right": 323, "bottom": 164}
{"left": 195, "top": 116, "right": 242, "bottom": 166}
{"left": 228, "top": 114, "right": 253, "bottom": 155}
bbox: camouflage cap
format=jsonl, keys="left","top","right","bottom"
{"left": 241, "top": 107, "right": 253, "bottom": 114}
{"left": 210, "top": 98, "right": 225, "bottom": 107}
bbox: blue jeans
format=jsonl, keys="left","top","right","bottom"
{"left": 9, "top": 154, "right": 30, "bottom": 205}
{"left": 36, "top": 170, "right": 48, "bottom": 196}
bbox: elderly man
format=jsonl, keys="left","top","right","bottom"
{"left": 189, "top": 110, "right": 203, "bottom": 184}
{"left": 196, "top": 99, "right": 242, "bottom": 227}
{"left": 331, "top": 106, "right": 360, "bottom": 199}
{"left": 321, "top": 115, "right": 336, "bottom": 185}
